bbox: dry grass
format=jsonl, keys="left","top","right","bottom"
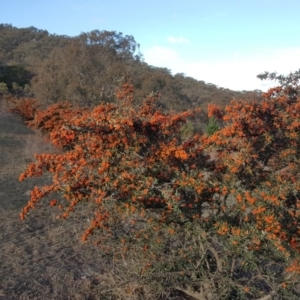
{"left": 0, "top": 108, "right": 114, "bottom": 300}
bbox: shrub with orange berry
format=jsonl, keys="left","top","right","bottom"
{"left": 14, "top": 74, "right": 300, "bottom": 299}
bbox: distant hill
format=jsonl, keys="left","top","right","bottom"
{"left": 0, "top": 24, "right": 263, "bottom": 131}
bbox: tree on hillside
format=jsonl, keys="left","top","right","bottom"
{"left": 258, "top": 69, "right": 300, "bottom": 102}
{"left": 258, "top": 69, "right": 300, "bottom": 89}
{"left": 0, "top": 24, "right": 66, "bottom": 66}
{"left": 80, "top": 30, "right": 142, "bottom": 62}
{"left": 31, "top": 31, "right": 142, "bottom": 106}
{"left": 0, "top": 64, "right": 33, "bottom": 89}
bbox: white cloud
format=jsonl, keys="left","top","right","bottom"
{"left": 143, "top": 46, "right": 181, "bottom": 66}
{"left": 167, "top": 36, "right": 190, "bottom": 44}
{"left": 143, "top": 46, "right": 300, "bottom": 91}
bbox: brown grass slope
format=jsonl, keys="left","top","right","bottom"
{"left": 0, "top": 109, "right": 114, "bottom": 300}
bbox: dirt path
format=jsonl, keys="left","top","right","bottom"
{"left": 0, "top": 112, "right": 110, "bottom": 300}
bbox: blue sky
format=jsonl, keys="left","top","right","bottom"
{"left": 2, "top": 0, "right": 300, "bottom": 91}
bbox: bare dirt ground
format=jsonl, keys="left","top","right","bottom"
{"left": 0, "top": 109, "right": 112, "bottom": 300}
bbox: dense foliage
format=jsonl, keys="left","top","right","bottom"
{"left": 205, "top": 116, "right": 221, "bottom": 136}
{"left": 12, "top": 71, "right": 300, "bottom": 299}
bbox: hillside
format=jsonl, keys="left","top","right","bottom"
{"left": 0, "top": 24, "right": 262, "bottom": 116}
